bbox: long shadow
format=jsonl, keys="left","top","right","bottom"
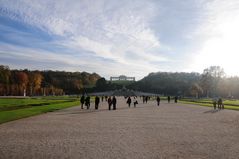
{"left": 204, "top": 109, "right": 221, "bottom": 113}
{"left": 56, "top": 104, "right": 151, "bottom": 115}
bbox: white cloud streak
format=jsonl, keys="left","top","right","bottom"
{"left": 2, "top": 0, "right": 239, "bottom": 78}
{"left": 0, "top": 0, "right": 168, "bottom": 79}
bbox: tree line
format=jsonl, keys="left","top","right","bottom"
{"left": 94, "top": 66, "right": 239, "bottom": 99}
{"left": 128, "top": 66, "right": 239, "bottom": 98}
{"left": 1, "top": 65, "right": 239, "bottom": 98}
{"left": 0, "top": 65, "right": 101, "bottom": 96}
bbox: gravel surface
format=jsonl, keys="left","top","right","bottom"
{"left": 0, "top": 97, "right": 239, "bottom": 159}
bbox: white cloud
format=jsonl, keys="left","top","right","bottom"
{"left": 0, "top": 42, "right": 159, "bottom": 79}
{"left": 0, "top": 0, "right": 167, "bottom": 78}
{"left": 66, "top": 36, "right": 114, "bottom": 59}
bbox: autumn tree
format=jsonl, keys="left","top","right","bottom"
{"left": 29, "top": 72, "right": 43, "bottom": 96}
{"left": 0, "top": 65, "right": 11, "bottom": 95}
{"left": 16, "top": 72, "right": 29, "bottom": 96}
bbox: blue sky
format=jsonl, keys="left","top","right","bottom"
{"left": 1, "top": 0, "right": 239, "bottom": 80}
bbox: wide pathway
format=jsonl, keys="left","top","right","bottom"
{"left": 0, "top": 97, "right": 239, "bottom": 159}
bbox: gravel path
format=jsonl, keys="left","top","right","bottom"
{"left": 0, "top": 97, "right": 239, "bottom": 159}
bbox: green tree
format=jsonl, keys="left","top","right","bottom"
{"left": 200, "top": 66, "right": 225, "bottom": 97}
{"left": 190, "top": 83, "right": 203, "bottom": 98}
{"left": 96, "top": 78, "right": 107, "bottom": 91}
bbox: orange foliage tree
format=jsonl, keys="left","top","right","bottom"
{"left": 16, "top": 72, "right": 29, "bottom": 96}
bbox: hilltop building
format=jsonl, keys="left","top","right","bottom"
{"left": 110, "top": 75, "right": 135, "bottom": 81}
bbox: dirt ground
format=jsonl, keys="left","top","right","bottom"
{"left": 0, "top": 97, "right": 239, "bottom": 159}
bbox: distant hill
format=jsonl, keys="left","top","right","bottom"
{"left": 127, "top": 72, "right": 201, "bottom": 96}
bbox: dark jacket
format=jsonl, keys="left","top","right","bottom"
{"left": 95, "top": 96, "right": 100, "bottom": 105}
{"left": 112, "top": 97, "right": 117, "bottom": 105}
{"left": 80, "top": 96, "right": 85, "bottom": 104}
{"left": 127, "top": 97, "right": 131, "bottom": 104}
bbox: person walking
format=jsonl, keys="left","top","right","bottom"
{"left": 105, "top": 96, "right": 108, "bottom": 102}
{"left": 95, "top": 96, "right": 100, "bottom": 110}
{"left": 108, "top": 96, "right": 112, "bottom": 110}
{"left": 145, "top": 96, "right": 148, "bottom": 103}
{"left": 174, "top": 96, "right": 178, "bottom": 103}
{"left": 85, "top": 96, "right": 90, "bottom": 109}
{"left": 218, "top": 98, "right": 223, "bottom": 109}
{"left": 127, "top": 96, "right": 132, "bottom": 107}
{"left": 167, "top": 96, "right": 170, "bottom": 103}
{"left": 80, "top": 95, "right": 85, "bottom": 109}
{"left": 133, "top": 97, "right": 138, "bottom": 107}
{"left": 156, "top": 96, "right": 161, "bottom": 106}
{"left": 112, "top": 96, "right": 117, "bottom": 110}
{"left": 213, "top": 98, "right": 217, "bottom": 109}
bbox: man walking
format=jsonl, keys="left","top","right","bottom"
{"left": 112, "top": 96, "right": 117, "bottom": 110}
{"left": 80, "top": 95, "right": 85, "bottom": 109}
{"left": 145, "top": 96, "right": 148, "bottom": 103}
{"left": 95, "top": 96, "right": 100, "bottom": 110}
{"left": 85, "top": 96, "right": 90, "bottom": 109}
{"left": 167, "top": 96, "right": 170, "bottom": 103}
{"left": 156, "top": 96, "right": 161, "bottom": 106}
{"left": 127, "top": 96, "right": 132, "bottom": 107}
{"left": 174, "top": 96, "right": 178, "bottom": 103}
{"left": 218, "top": 98, "right": 223, "bottom": 109}
{"left": 108, "top": 96, "right": 112, "bottom": 110}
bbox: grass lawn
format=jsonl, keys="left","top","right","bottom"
{"left": 150, "top": 96, "right": 168, "bottom": 100}
{"left": 179, "top": 98, "right": 239, "bottom": 110}
{"left": 0, "top": 97, "right": 80, "bottom": 124}
{"left": 0, "top": 98, "right": 74, "bottom": 111}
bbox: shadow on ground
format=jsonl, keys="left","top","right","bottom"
{"left": 56, "top": 104, "right": 153, "bottom": 115}
{"left": 204, "top": 109, "right": 222, "bottom": 113}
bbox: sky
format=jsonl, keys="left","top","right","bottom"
{"left": 1, "top": 0, "right": 239, "bottom": 80}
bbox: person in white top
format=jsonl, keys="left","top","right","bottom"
{"left": 133, "top": 96, "right": 138, "bottom": 107}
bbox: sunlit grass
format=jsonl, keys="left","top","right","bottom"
{"left": 179, "top": 99, "right": 239, "bottom": 110}
{"left": 0, "top": 97, "right": 80, "bottom": 124}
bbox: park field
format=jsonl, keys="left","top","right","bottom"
{"left": 149, "top": 96, "right": 239, "bottom": 110}
{"left": 0, "top": 97, "right": 80, "bottom": 124}
{"left": 1, "top": 96, "right": 239, "bottom": 124}
{"left": 179, "top": 98, "right": 239, "bottom": 110}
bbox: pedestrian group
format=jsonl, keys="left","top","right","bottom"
{"left": 80, "top": 95, "right": 180, "bottom": 111}
{"left": 80, "top": 95, "right": 225, "bottom": 112}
